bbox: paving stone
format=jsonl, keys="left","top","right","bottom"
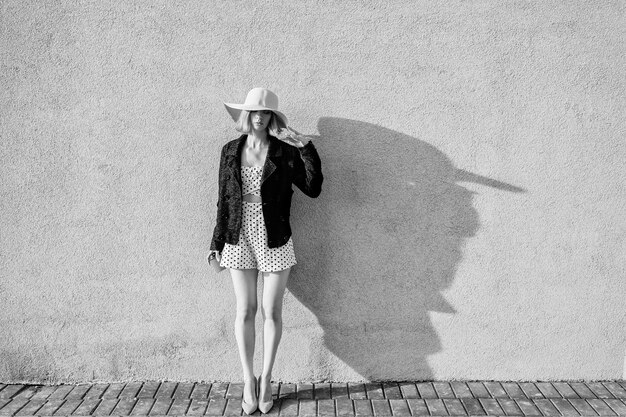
{"left": 187, "top": 399, "right": 209, "bottom": 415}
{"left": 397, "top": 383, "right": 418, "bottom": 399}
{"left": 501, "top": 382, "right": 526, "bottom": 399}
{"left": 425, "top": 399, "right": 448, "bottom": 415}
{"left": 433, "top": 382, "right": 456, "bottom": 399}
{"left": 467, "top": 383, "right": 491, "bottom": 399}
{"left": 92, "top": 398, "right": 119, "bottom": 415}
{"left": 5, "top": 380, "right": 626, "bottom": 417}
{"left": 66, "top": 384, "right": 91, "bottom": 399}
{"left": 225, "top": 383, "right": 243, "bottom": 399}
{"left": 332, "top": 383, "right": 349, "bottom": 399}
{"left": 121, "top": 382, "right": 144, "bottom": 398}
{"left": 348, "top": 384, "right": 367, "bottom": 400}
{"left": 353, "top": 400, "right": 373, "bottom": 416}
{"left": 514, "top": 399, "right": 542, "bottom": 416}
{"left": 130, "top": 398, "right": 155, "bottom": 415}
{"left": 85, "top": 384, "right": 110, "bottom": 399}
{"left": 604, "top": 399, "right": 626, "bottom": 415}
{"left": 315, "top": 383, "right": 332, "bottom": 399}
{"left": 551, "top": 398, "right": 582, "bottom": 416}
{"left": 443, "top": 398, "right": 466, "bottom": 415}
{"left": 148, "top": 398, "right": 172, "bottom": 415}
{"left": 0, "top": 398, "right": 28, "bottom": 415}
{"left": 336, "top": 398, "right": 354, "bottom": 416}
{"left": 603, "top": 383, "right": 626, "bottom": 399}
{"left": 53, "top": 398, "right": 83, "bottom": 415}
{"left": 519, "top": 383, "right": 544, "bottom": 399}
{"left": 460, "top": 398, "right": 486, "bottom": 415}
{"left": 279, "top": 384, "right": 296, "bottom": 400}
{"left": 479, "top": 399, "right": 504, "bottom": 415}
{"left": 319, "top": 399, "right": 336, "bottom": 415}
{"left": 0, "top": 398, "right": 10, "bottom": 411}
{"left": 208, "top": 383, "right": 228, "bottom": 399}
{"left": 190, "top": 383, "right": 212, "bottom": 399}
{"left": 137, "top": 382, "right": 161, "bottom": 398}
{"left": 222, "top": 398, "right": 242, "bottom": 416}
{"left": 72, "top": 398, "right": 102, "bottom": 415}
{"left": 536, "top": 383, "right": 561, "bottom": 398}
{"left": 0, "top": 385, "right": 24, "bottom": 399}
{"left": 381, "top": 383, "right": 402, "bottom": 399}
{"left": 48, "top": 385, "right": 74, "bottom": 400}
{"left": 102, "top": 383, "right": 126, "bottom": 399}
{"left": 299, "top": 399, "right": 316, "bottom": 415}
{"left": 497, "top": 398, "right": 523, "bottom": 416}
{"left": 12, "top": 386, "right": 39, "bottom": 401}
{"left": 167, "top": 398, "right": 191, "bottom": 415}
{"left": 569, "top": 399, "right": 599, "bottom": 416}
{"left": 29, "top": 386, "right": 58, "bottom": 401}
{"left": 406, "top": 399, "right": 429, "bottom": 416}
{"left": 533, "top": 399, "right": 561, "bottom": 416}
{"left": 174, "top": 383, "right": 195, "bottom": 399}
{"left": 279, "top": 398, "right": 299, "bottom": 416}
{"left": 112, "top": 397, "right": 137, "bottom": 415}
{"left": 371, "top": 400, "right": 391, "bottom": 416}
{"left": 552, "top": 383, "right": 580, "bottom": 399}
{"left": 205, "top": 398, "right": 226, "bottom": 416}
{"left": 587, "top": 399, "right": 617, "bottom": 415}
{"left": 389, "top": 399, "right": 411, "bottom": 416}
{"left": 588, "top": 384, "right": 615, "bottom": 399}
{"left": 365, "top": 383, "right": 384, "bottom": 400}
{"left": 33, "top": 399, "right": 65, "bottom": 416}
{"left": 570, "top": 383, "right": 597, "bottom": 399}
{"left": 297, "top": 383, "right": 314, "bottom": 399}
{"left": 14, "top": 399, "right": 46, "bottom": 416}
{"left": 416, "top": 383, "right": 438, "bottom": 399}
{"left": 450, "top": 382, "right": 474, "bottom": 399}
{"left": 483, "top": 382, "right": 507, "bottom": 399}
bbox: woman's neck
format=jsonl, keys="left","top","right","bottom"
{"left": 247, "top": 130, "right": 269, "bottom": 149}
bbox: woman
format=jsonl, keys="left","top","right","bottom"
{"left": 208, "top": 88, "right": 323, "bottom": 414}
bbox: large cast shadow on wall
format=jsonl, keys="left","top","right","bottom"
{"left": 288, "top": 117, "right": 525, "bottom": 380}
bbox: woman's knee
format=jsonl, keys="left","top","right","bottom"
{"left": 235, "top": 305, "right": 257, "bottom": 322}
{"left": 261, "top": 305, "right": 283, "bottom": 322}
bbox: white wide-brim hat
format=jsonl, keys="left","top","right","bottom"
{"left": 224, "top": 87, "right": 288, "bottom": 126}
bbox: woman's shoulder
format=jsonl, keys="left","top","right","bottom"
{"left": 268, "top": 135, "right": 298, "bottom": 155}
{"left": 221, "top": 135, "right": 246, "bottom": 153}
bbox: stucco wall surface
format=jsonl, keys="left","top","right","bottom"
{"left": 1, "top": 0, "right": 625, "bottom": 383}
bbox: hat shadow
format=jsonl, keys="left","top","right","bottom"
{"left": 288, "top": 117, "right": 525, "bottom": 381}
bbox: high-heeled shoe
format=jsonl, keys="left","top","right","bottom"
{"left": 242, "top": 378, "right": 258, "bottom": 415}
{"left": 257, "top": 375, "right": 274, "bottom": 414}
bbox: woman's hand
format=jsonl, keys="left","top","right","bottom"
{"left": 276, "top": 126, "right": 312, "bottom": 148}
{"left": 207, "top": 250, "right": 221, "bottom": 264}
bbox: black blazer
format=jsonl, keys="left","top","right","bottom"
{"left": 210, "top": 134, "right": 323, "bottom": 251}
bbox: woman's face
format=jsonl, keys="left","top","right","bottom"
{"left": 250, "top": 110, "right": 272, "bottom": 132}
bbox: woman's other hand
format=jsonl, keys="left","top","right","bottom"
{"left": 208, "top": 250, "right": 221, "bottom": 264}
{"left": 276, "top": 126, "right": 312, "bottom": 148}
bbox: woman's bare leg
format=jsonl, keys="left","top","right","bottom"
{"left": 259, "top": 268, "right": 290, "bottom": 402}
{"left": 230, "top": 268, "right": 259, "bottom": 403}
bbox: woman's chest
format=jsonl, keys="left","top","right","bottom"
{"left": 241, "top": 146, "right": 268, "bottom": 167}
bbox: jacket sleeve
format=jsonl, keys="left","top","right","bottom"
{"left": 210, "top": 144, "right": 228, "bottom": 251}
{"left": 292, "top": 141, "right": 323, "bottom": 198}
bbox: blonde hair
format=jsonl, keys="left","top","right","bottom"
{"left": 235, "top": 110, "right": 286, "bottom": 137}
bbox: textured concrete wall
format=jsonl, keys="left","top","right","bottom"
{"left": 1, "top": 0, "right": 625, "bottom": 383}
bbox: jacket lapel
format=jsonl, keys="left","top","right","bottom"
{"left": 262, "top": 136, "right": 283, "bottom": 184}
{"left": 225, "top": 135, "right": 246, "bottom": 185}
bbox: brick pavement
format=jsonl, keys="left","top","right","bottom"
{"left": 0, "top": 381, "right": 625, "bottom": 416}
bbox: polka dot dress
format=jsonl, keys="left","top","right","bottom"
{"left": 220, "top": 166, "right": 297, "bottom": 272}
